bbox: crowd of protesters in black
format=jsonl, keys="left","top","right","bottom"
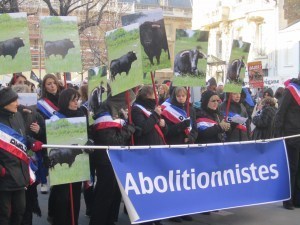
{"left": 0, "top": 73, "right": 300, "bottom": 225}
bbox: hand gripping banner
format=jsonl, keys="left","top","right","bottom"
{"left": 108, "top": 140, "right": 290, "bottom": 223}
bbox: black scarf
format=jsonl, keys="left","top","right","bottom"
{"left": 135, "top": 97, "right": 156, "bottom": 111}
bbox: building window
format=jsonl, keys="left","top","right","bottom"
{"left": 216, "top": 33, "right": 222, "bottom": 58}
{"left": 284, "top": 41, "right": 293, "bottom": 66}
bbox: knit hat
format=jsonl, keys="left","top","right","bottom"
{"left": 201, "top": 90, "right": 218, "bottom": 110}
{"left": 0, "top": 87, "right": 18, "bottom": 107}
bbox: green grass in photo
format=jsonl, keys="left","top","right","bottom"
{"left": 223, "top": 82, "right": 243, "bottom": 93}
{"left": 0, "top": 13, "right": 32, "bottom": 75}
{"left": 173, "top": 31, "right": 209, "bottom": 87}
{"left": 46, "top": 117, "right": 89, "bottom": 186}
{"left": 106, "top": 27, "right": 143, "bottom": 96}
{"left": 41, "top": 16, "right": 82, "bottom": 73}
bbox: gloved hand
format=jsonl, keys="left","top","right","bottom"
{"left": 0, "top": 165, "right": 6, "bottom": 177}
{"left": 125, "top": 124, "right": 136, "bottom": 134}
{"left": 179, "top": 119, "right": 190, "bottom": 129}
{"left": 219, "top": 119, "right": 230, "bottom": 131}
{"left": 31, "top": 141, "right": 43, "bottom": 152}
{"left": 84, "top": 139, "right": 94, "bottom": 154}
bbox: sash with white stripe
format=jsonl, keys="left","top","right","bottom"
{"left": 161, "top": 98, "right": 171, "bottom": 110}
{"left": 225, "top": 112, "right": 247, "bottom": 132}
{"left": 134, "top": 104, "right": 166, "bottom": 144}
{"left": 196, "top": 118, "right": 218, "bottom": 131}
{"left": 0, "top": 123, "right": 36, "bottom": 184}
{"left": 37, "top": 98, "right": 65, "bottom": 119}
{"left": 287, "top": 82, "right": 300, "bottom": 106}
{"left": 161, "top": 104, "right": 192, "bottom": 135}
{"left": 94, "top": 112, "right": 126, "bottom": 130}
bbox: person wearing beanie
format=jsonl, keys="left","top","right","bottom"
{"left": 195, "top": 90, "right": 230, "bottom": 144}
{"left": 263, "top": 88, "right": 274, "bottom": 98}
{"left": 0, "top": 87, "right": 43, "bottom": 225}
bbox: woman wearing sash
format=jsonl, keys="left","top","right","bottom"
{"left": 161, "top": 86, "right": 197, "bottom": 222}
{"left": 89, "top": 92, "right": 135, "bottom": 225}
{"left": 195, "top": 90, "right": 230, "bottom": 144}
{"left": 0, "top": 87, "right": 43, "bottom": 225}
{"left": 131, "top": 85, "right": 167, "bottom": 225}
{"left": 47, "top": 88, "right": 85, "bottom": 225}
{"left": 37, "top": 74, "right": 63, "bottom": 120}
{"left": 220, "top": 92, "right": 250, "bottom": 142}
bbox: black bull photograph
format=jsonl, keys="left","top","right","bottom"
{"left": 0, "top": 37, "right": 25, "bottom": 59}
{"left": 44, "top": 38, "right": 75, "bottom": 59}
{"left": 139, "top": 20, "right": 170, "bottom": 66}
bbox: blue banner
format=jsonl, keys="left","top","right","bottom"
{"left": 108, "top": 140, "right": 290, "bottom": 223}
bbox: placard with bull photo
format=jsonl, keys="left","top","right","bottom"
{"left": 224, "top": 40, "right": 251, "bottom": 93}
{"left": 0, "top": 12, "right": 32, "bottom": 75}
{"left": 121, "top": 9, "right": 171, "bottom": 84}
{"left": 40, "top": 16, "right": 82, "bottom": 73}
{"left": 46, "top": 117, "right": 90, "bottom": 186}
{"left": 106, "top": 23, "right": 143, "bottom": 96}
{"left": 172, "top": 29, "right": 208, "bottom": 87}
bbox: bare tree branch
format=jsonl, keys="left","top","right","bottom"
{"left": 42, "top": 0, "right": 59, "bottom": 16}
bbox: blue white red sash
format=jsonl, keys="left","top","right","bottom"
{"left": 225, "top": 112, "right": 247, "bottom": 132}
{"left": 196, "top": 118, "right": 217, "bottom": 131}
{"left": 0, "top": 123, "right": 35, "bottom": 184}
{"left": 161, "top": 104, "right": 192, "bottom": 135}
{"left": 94, "top": 112, "right": 126, "bottom": 131}
{"left": 161, "top": 98, "right": 171, "bottom": 110}
{"left": 134, "top": 104, "right": 166, "bottom": 144}
{"left": 287, "top": 82, "right": 300, "bottom": 106}
{"left": 37, "top": 98, "right": 65, "bottom": 119}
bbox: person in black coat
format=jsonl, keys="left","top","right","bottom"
{"left": 220, "top": 93, "right": 250, "bottom": 142}
{"left": 251, "top": 97, "right": 276, "bottom": 140}
{"left": 131, "top": 85, "right": 166, "bottom": 225}
{"left": 195, "top": 90, "right": 230, "bottom": 144}
{"left": 162, "top": 86, "right": 197, "bottom": 222}
{"left": 273, "top": 77, "right": 300, "bottom": 210}
{"left": 0, "top": 87, "right": 43, "bottom": 225}
{"left": 89, "top": 93, "right": 135, "bottom": 225}
{"left": 132, "top": 85, "right": 167, "bottom": 146}
{"left": 162, "top": 86, "right": 198, "bottom": 146}
{"left": 48, "top": 88, "right": 85, "bottom": 225}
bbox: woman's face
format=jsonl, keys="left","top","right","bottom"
{"left": 176, "top": 91, "right": 187, "bottom": 104}
{"left": 15, "top": 76, "right": 27, "bottom": 85}
{"left": 231, "top": 93, "right": 241, "bottom": 103}
{"left": 45, "top": 78, "right": 58, "bottom": 95}
{"left": 68, "top": 96, "right": 79, "bottom": 111}
{"left": 158, "top": 86, "right": 165, "bottom": 95}
{"left": 207, "top": 95, "right": 220, "bottom": 110}
{"left": 4, "top": 99, "right": 19, "bottom": 113}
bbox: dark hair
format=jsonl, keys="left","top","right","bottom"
{"left": 8, "top": 73, "right": 27, "bottom": 87}
{"left": 136, "top": 85, "right": 154, "bottom": 101}
{"left": 58, "top": 88, "right": 80, "bottom": 112}
{"left": 79, "top": 84, "right": 88, "bottom": 102}
{"left": 274, "top": 87, "right": 284, "bottom": 99}
{"left": 41, "top": 74, "right": 62, "bottom": 98}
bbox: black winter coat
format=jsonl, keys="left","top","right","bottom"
{"left": 274, "top": 79, "right": 300, "bottom": 145}
{"left": 252, "top": 105, "right": 276, "bottom": 140}
{"left": 163, "top": 104, "right": 198, "bottom": 145}
{"left": 0, "top": 108, "right": 34, "bottom": 191}
{"left": 195, "top": 108, "right": 225, "bottom": 144}
{"left": 131, "top": 103, "right": 167, "bottom": 146}
{"left": 220, "top": 100, "right": 250, "bottom": 142}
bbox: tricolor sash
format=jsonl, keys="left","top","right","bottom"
{"left": 161, "top": 98, "right": 171, "bottom": 110}
{"left": 94, "top": 112, "right": 126, "bottom": 131}
{"left": 225, "top": 112, "right": 247, "bottom": 132}
{"left": 134, "top": 104, "right": 166, "bottom": 144}
{"left": 161, "top": 104, "right": 192, "bottom": 135}
{"left": 37, "top": 98, "right": 65, "bottom": 119}
{"left": 196, "top": 118, "right": 218, "bottom": 131}
{"left": 287, "top": 82, "right": 300, "bottom": 106}
{"left": 0, "top": 123, "right": 35, "bottom": 184}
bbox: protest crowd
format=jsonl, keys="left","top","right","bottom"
{"left": 0, "top": 72, "right": 300, "bottom": 225}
